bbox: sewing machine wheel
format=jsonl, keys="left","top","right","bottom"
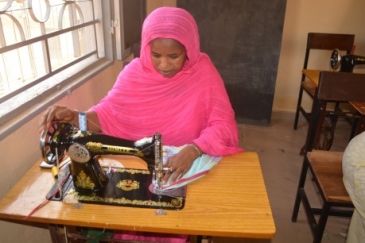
{"left": 330, "top": 49, "right": 341, "bottom": 70}
{"left": 40, "top": 122, "right": 74, "bottom": 165}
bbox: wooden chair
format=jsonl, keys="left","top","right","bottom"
{"left": 293, "top": 32, "right": 355, "bottom": 130}
{"left": 291, "top": 71, "right": 365, "bottom": 243}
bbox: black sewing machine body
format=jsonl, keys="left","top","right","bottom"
{"left": 330, "top": 49, "right": 365, "bottom": 72}
{"left": 40, "top": 122, "right": 160, "bottom": 192}
{"left": 40, "top": 122, "right": 185, "bottom": 210}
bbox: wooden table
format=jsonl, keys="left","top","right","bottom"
{"left": 303, "top": 69, "right": 365, "bottom": 113}
{"left": 0, "top": 152, "right": 275, "bottom": 241}
{"left": 303, "top": 69, "right": 365, "bottom": 135}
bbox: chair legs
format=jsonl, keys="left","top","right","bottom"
{"left": 291, "top": 157, "right": 309, "bottom": 222}
{"left": 294, "top": 86, "right": 305, "bottom": 130}
{"left": 292, "top": 158, "right": 329, "bottom": 243}
{"left": 294, "top": 85, "right": 313, "bottom": 130}
{"left": 313, "top": 203, "right": 331, "bottom": 243}
{"left": 292, "top": 155, "right": 353, "bottom": 243}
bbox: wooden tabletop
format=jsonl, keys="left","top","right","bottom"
{"left": 350, "top": 101, "right": 365, "bottom": 115}
{"left": 0, "top": 152, "right": 275, "bottom": 239}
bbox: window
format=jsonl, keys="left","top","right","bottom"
{"left": 114, "top": 0, "right": 145, "bottom": 60}
{"left": 0, "top": 0, "right": 114, "bottom": 140}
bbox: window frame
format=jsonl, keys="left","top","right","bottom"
{"left": 0, "top": 0, "right": 115, "bottom": 141}
{"left": 114, "top": 0, "right": 145, "bottom": 60}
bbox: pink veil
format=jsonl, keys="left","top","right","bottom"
{"left": 91, "top": 7, "right": 242, "bottom": 157}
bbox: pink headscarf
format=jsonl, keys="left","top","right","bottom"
{"left": 91, "top": 7, "right": 242, "bottom": 156}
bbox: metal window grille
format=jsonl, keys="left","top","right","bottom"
{"left": 0, "top": 0, "right": 112, "bottom": 139}
{"left": 0, "top": 0, "right": 104, "bottom": 100}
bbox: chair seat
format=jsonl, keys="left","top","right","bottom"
{"left": 301, "top": 80, "right": 317, "bottom": 97}
{"left": 307, "top": 150, "right": 352, "bottom": 203}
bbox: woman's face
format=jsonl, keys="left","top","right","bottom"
{"left": 150, "top": 38, "right": 187, "bottom": 78}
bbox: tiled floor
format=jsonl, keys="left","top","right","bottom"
{"left": 210, "top": 111, "right": 353, "bottom": 243}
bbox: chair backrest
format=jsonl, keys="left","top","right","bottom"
{"left": 302, "top": 33, "right": 355, "bottom": 80}
{"left": 305, "top": 71, "right": 365, "bottom": 151}
{"left": 307, "top": 33, "right": 355, "bottom": 53}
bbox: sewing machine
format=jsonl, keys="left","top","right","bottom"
{"left": 40, "top": 122, "right": 186, "bottom": 210}
{"left": 330, "top": 49, "right": 365, "bottom": 72}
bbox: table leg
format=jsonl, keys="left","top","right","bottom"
{"left": 196, "top": 235, "right": 213, "bottom": 243}
{"left": 48, "top": 224, "right": 64, "bottom": 243}
{"left": 300, "top": 102, "right": 328, "bottom": 155}
{"left": 355, "top": 115, "right": 365, "bottom": 135}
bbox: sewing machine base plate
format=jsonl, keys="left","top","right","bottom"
{"left": 48, "top": 166, "right": 186, "bottom": 210}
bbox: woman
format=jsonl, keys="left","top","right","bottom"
{"left": 39, "top": 7, "right": 242, "bottom": 184}
{"left": 39, "top": 6, "right": 243, "bottom": 242}
{"left": 343, "top": 131, "right": 365, "bottom": 243}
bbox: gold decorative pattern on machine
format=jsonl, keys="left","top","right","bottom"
{"left": 75, "top": 170, "right": 95, "bottom": 190}
{"left": 73, "top": 193, "right": 184, "bottom": 209}
{"left": 116, "top": 179, "right": 140, "bottom": 191}
{"left": 114, "top": 168, "right": 150, "bottom": 175}
{"left": 86, "top": 142, "right": 144, "bottom": 157}
{"left": 86, "top": 142, "right": 103, "bottom": 153}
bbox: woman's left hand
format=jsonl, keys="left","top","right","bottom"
{"left": 162, "top": 145, "right": 201, "bottom": 184}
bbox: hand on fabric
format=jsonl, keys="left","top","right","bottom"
{"left": 162, "top": 144, "right": 201, "bottom": 184}
{"left": 38, "top": 105, "right": 78, "bottom": 133}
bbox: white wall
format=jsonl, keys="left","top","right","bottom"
{"left": 274, "top": 0, "right": 365, "bottom": 112}
{"left": 1, "top": 0, "right": 365, "bottom": 242}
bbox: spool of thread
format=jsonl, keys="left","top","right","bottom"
{"left": 52, "top": 166, "right": 59, "bottom": 179}
{"left": 79, "top": 112, "right": 87, "bottom": 134}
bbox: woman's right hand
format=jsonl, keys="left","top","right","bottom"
{"left": 38, "top": 105, "right": 77, "bottom": 134}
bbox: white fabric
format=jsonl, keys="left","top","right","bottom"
{"left": 347, "top": 210, "right": 365, "bottom": 243}
{"left": 158, "top": 145, "right": 221, "bottom": 191}
{"left": 343, "top": 131, "right": 365, "bottom": 243}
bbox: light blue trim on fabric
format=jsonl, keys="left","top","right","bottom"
{"left": 160, "top": 145, "right": 221, "bottom": 190}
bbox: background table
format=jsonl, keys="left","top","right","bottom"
{"left": 303, "top": 69, "right": 365, "bottom": 135}
{"left": 0, "top": 152, "right": 275, "bottom": 240}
